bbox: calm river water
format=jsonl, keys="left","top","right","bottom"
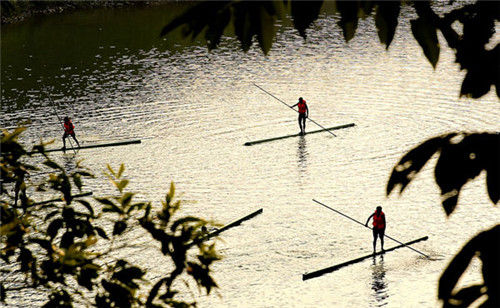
{"left": 1, "top": 2, "right": 499, "bottom": 307}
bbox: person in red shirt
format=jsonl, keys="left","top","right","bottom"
{"left": 291, "top": 97, "right": 309, "bottom": 135}
{"left": 365, "top": 206, "right": 386, "bottom": 253}
{"left": 62, "top": 116, "right": 80, "bottom": 151}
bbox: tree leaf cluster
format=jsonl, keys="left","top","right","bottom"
{"left": 161, "top": 0, "right": 499, "bottom": 99}
{"left": 1, "top": 128, "right": 222, "bottom": 307}
{"left": 387, "top": 131, "right": 499, "bottom": 307}
{"left": 439, "top": 225, "right": 499, "bottom": 307}
{"left": 387, "top": 133, "right": 499, "bottom": 215}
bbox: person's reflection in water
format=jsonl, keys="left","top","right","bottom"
{"left": 371, "top": 255, "right": 389, "bottom": 307}
{"left": 62, "top": 154, "right": 77, "bottom": 174}
{"left": 297, "top": 135, "right": 308, "bottom": 175}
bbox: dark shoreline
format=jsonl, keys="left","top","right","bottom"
{"left": 1, "top": 1, "right": 163, "bottom": 25}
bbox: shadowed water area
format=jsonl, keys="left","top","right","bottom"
{"left": 1, "top": 2, "right": 499, "bottom": 307}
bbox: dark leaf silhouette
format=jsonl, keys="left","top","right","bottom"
{"left": 0, "top": 283, "right": 5, "bottom": 302}
{"left": 101, "top": 279, "right": 131, "bottom": 307}
{"left": 439, "top": 225, "right": 500, "bottom": 307}
{"left": 60, "top": 232, "right": 75, "bottom": 249}
{"left": 113, "top": 220, "right": 127, "bottom": 236}
{"left": 290, "top": 0, "right": 324, "bottom": 39}
{"left": 233, "top": 1, "right": 277, "bottom": 54}
{"left": 43, "top": 289, "right": 72, "bottom": 308}
{"left": 158, "top": 0, "right": 498, "bottom": 98}
{"left": 375, "top": 1, "right": 400, "bottom": 49}
{"left": 387, "top": 133, "right": 456, "bottom": 195}
{"left": 75, "top": 199, "right": 94, "bottom": 218}
{"left": 47, "top": 218, "right": 63, "bottom": 239}
{"left": 411, "top": 16, "right": 440, "bottom": 68}
{"left": 388, "top": 133, "right": 499, "bottom": 216}
{"left": 442, "top": 285, "right": 482, "bottom": 308}
{"left": 336, "top": 1, "right": 359, "bottom": 42}
{"left": 94, "top": 226, "right": 108, "bottom": 240}
{"left": 146, "top": 278, "right": 167, "bottom": 306}
{"left": 78, "top": 267, "right": 98, "bottom": 290}
{"left": 435, "top": 133, "right": 500, "bottom": 215}
{"left": 205, "top": 5, "right": 231, "bottom": 50}
{"left": 160, "top": 2, "right": 227, "bottom": 39}
{"left": 2, "top": 128, "right": 222, "bottom": 306}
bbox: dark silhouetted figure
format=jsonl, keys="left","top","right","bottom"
{"left": 62, "top": 116, "right": 80, "bottom": 152}
{"left": 365, "top": 206, "right": 386, "bottom": 253}
{"left": 291, "top": 97, "right": 309, "bottom": 135}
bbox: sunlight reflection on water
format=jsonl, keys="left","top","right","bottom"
{"left": 1, "top": 3, "right": 499, "bottom": 307}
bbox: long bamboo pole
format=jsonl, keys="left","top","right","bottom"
{"left": 312, "top": 199, "right": 430, "bottom": 258}
{"left": 253, "top": 83, "right": 337, "bottom": 137}
{"left": 45, "top": 91, "right": 77, "bottom": 154}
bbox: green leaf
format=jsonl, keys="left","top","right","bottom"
{"left": 411, "top": 16, "right": 440, "bottom": 68}
{"left": 166, "top": 182, "right": 175, "bottom": 204}
{"left": 120, "top": 192, "right": 134, "bottom": 209}
{"left": 375, "top": 1, "right": 400, "bottom": 49}
{"left": 116, "top": 179, "right": 129, "bottom": 193}
{"left": 117, "top": 164, "right": 125, "bottom": 178}
{"left": 106, "top": 164, "right": 116, "bottom": 177}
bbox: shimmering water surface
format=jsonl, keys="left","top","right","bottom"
{"left": 1, "top": 3, "right": 499, "bottom": 307}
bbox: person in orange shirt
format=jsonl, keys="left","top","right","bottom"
{"left": 365, "top": 206, "right": 386, "bottom": 253}
{"left": 62, "top": 116, "right": 80, "bottom": 151}
{"left": 291, "top": 97, "right": 309, "bottom": 135}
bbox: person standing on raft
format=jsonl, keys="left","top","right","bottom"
{"left": 365, "top": 206, "right": 386, "bottom": 253}
{"left": 62, "top": 116, "right": 80, "bottom": 151}
{"left": 291, "top": 97, "right": 309, "bottom": 135}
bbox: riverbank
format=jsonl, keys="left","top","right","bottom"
{"left": 1, "top": 0, "right": 162, "bottom": 25}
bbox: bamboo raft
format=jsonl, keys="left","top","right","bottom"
{"left": 244, "top": 123, "right": 355, "bottom": 146}
{"left": 188, "top": 208, "right": 263, "bottom": 247}
{"left": 302, "top": 236, "right": 429, "bottom": 281}
{"left": 28, "top": 139, "right": 141, "bottom": 154}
